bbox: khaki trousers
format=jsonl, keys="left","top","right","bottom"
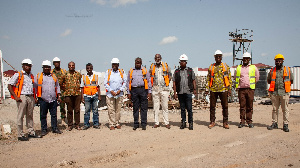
{"left": 270, "top": 94, "right": 290, "bottom": 124}
{"left": 152, "top": 90, "right": 169, "bottom": 125}
{"left": 16, "top": 95, "right": 35, "bottom": 137}
{"left": 106, "top": 96, "right": 122, "bottom": 127}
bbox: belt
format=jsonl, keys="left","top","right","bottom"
{"left": 132, "top": 86, "right": 144, "bottom": 88}
{"left": 22, "top": 94, "right": 33, "bottom": 97}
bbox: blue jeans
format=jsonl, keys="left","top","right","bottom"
{"left": 84, "top": 94, "right": 99, "bottom": 127}
{"left": 39, "top": 98, "right": 58, "bottom": 131}
{"left": 178, "top": 94, "right": 193, "bottom": 123}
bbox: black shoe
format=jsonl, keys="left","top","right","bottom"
{"left": 189, "top": 123, "right": 193, "bottom": 130}
{"left": 142, "top": 126, "right": 146, "bottom": 130}
{"left": 267, "top": 122, "right": 278, "bottom": 130}
{"left": 28, "top": 134, "right": 42, "bottom": 138}
{"left": 248, "top": 123, "right": 254, "bottom": 128}
{"left": 93, "top": 125, "right": 100, "bottom": 129}
{"left": 180, "top": 122, "right": 186, "bottom": 129}
{"left": 52, "top": 128, "right": 62, "bottom": 134}
{"left": 82, "top": 126, "right": 89, "bottom": 130}
{"left": 133, "top": 126, "right": 139, "bottom": 130}
{"left": 283, "top": 124, "right": 289, "bottom": 132}
{"left": 41, "top": 130, "right": 48, "bottom": 136}
{"left": 238, "top": 123, "right": 245, "bottom": 128}
{"left": 18, "top": 136, "right": 29, "bottom": 141}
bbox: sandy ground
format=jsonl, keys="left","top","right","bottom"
{"left": 0, "top": 98, "right": 300, "bottom": 168}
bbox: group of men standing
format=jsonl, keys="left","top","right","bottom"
{"left": 8, "top": 50, "right": 294, "bottom": 141}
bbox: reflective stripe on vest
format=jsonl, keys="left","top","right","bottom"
{"left": 83, "top": 74, "right": 99, "bottom": 95}
{"left": 235, "top": 65, "right": 256, "bottom": 89}
{"left": 269, "top": 66, "right": 291, "bottom": 92}
{"left": 150, "top": 62, "right": 169, "bottom": 87}
{"left": 129, "top": 68, "right": 149, "bottom": 91}
{"left": 209, "top": 62, "right": 230, "bottom": 88}
{"left": 37, "top": 73, "right": 58, "bottom": 97}
{"left": 11, "top": 72, "right": 35, "bottom": 99}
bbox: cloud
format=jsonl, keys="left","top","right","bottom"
{"left": 159, "top": 36, "right": 178, "bottom": 45}
{"left": 261, "top": 53, "right": 268, "bottom": 57}
{"left": 2, "top": 35, "right": 10, "bottom": 40}
{"left": 91, "top": 0, "right": 147, "bottom": 7}
{"left": 60, "top": 29, "right": 72, "bottom": 37}
{"left": 222, "top": 52, "right": 233, "bottom": 57}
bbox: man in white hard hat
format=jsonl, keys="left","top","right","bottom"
{"left": 51, "top": 57, "right": 67, "bottom": 124}
{"left": 8, "top": 59, "right": 41, "bottom": 141}
{"left": 206, "top": 50, "right": 232, "bottom": 129}
{"left": 150, "top": 54, "right": 172, "bottom": 129}
{"left": 36, "top": 60, "right": 62, "bottom": 136}
{"left": 60, "top": 61, "right": 82, "bottom": 131}
{"left": 173, "top": 54, "right": 196, "bottom": 130}
{"left": 104, "top": 58, "right": 127, "bottom": 130}
{"left": 234, "top": 52, "right": 259, "bottom": 128}
{"left": 81, "top": 63, "right": 101, "bottom": 130}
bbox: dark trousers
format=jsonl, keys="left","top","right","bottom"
{"left": 238, "top": 88, "right": 254, "bottom": 124}
{"left": 210, "top": 91, "right": 228, "bottom": 123}
{"left": 178, "top": 94, "right": 193, "bottom": 123}
{"left": 131, "top": 87, "right": 148, "bottom": 127}
{"left": 65, "top": 95, "right": 81, "bottom": 127}
{"left": 39, "top": 98, "right": 58, "bottom": 131}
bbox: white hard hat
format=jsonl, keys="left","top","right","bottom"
{"left": 214, "top": 50, "right": 223, "bottom": 55}
{"left": 179, "top": 54, "right": 188, "bottom": 61}
{"left": 111, "top": 58, "right": 120, "bottom": 64}
{"left": 21, "top": 59, "right": 33, "bottom": 65}
{"left": 243, "top": 52, "right": 251, "bottom": 58}
{"left": 42, "top": 60, "right": 51, "bottom": 67}
{"left": 53, "top": 57, "right": 60, "bottom": 62}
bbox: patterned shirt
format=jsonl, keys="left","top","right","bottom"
{"left": 267, "top": 66, "right": 294, "bottom": 96}
{"left": 52, "top": 68, "right": 66, "bottom": 96}
{"left": 206, "top": 63, "right": 232, "bottom": 92}
{"left": 60, "top": 71, "right": 81, "bottom": 96}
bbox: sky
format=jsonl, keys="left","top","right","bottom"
{"left": 1, "top": 0, "right": 300, "bottom": 75}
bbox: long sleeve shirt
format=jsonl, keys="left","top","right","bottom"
{"left": 36, "top": 73, "right": 61, "bottom": 103}
{"left": 234, "top": 65, "right": 260, "bottom": 89}
{"left": 126, "top": 67, "right": 152, "bottom": 94}
{"left": 104, "top": 69, "right": 127, "bottom": 98}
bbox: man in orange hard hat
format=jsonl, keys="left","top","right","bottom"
{"left": 267, "top": 54, "right": 293, "bottom": 132}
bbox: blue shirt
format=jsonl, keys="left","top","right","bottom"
{"left": 126, "top": 67, "right": 152, "bottom": 94}
{"left": 104, "top": 69, "right": 127, "bottom": 98}
{"left": 36, "top": 73, "right": 61, "bottom": 103}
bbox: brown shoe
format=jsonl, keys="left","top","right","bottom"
{"left": 208, "top": 122, "right": 215, "bottom": 129}
{"left": 223, "top": 123, "right": 229, "bottom": 129}
{"left": 75, "top": 126, "right": 81, "bottom": 130}
{"left": 166, "top": 124, "right": 171, "bottom": 129}
{"left": 67, "top": 126, "right": 73, "bottom": 131}
{"left": 153, "top": 124, "right": 160, "bottom": 128}
{"left": 116, "top": 125, "right": 121, "bottom": 129}
{"left": 110, "top": 126, "right": 115, "bottom": 130}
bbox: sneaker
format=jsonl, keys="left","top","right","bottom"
{"left": 82, "top": 126, "right": 90, "bottom": 130}
{"left": 267, "top": 122, "right": 278, "bottom": 130}
{"left": 28, "top": 134, "right": 42, "bottom": 138}
{"left": 248, "top": 123, "right": 254, "bottom": 128}
{"left": 238, "top": 123, "right": 245, "bottom": 128}
{"left": 93, "top": 125, "right": 100, "bottom": 129}
{"left": 283, "top": 124, "right": 289, "bottom": 132}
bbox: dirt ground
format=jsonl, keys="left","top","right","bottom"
{"left": 0, "top": 98, "right": 300, "bottom": 168}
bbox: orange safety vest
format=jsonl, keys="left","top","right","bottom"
{"left": 36, "top": 73, "right": 58, "bottom": 97}
{"left": 11, "top": 71, "right": 35, "bottom": 99}
{"left": 150, "top": 62, "right": 169, "bottom": 87}
{"left": 129, "top": 68, "right": 149, "bottom": 91}
{"left": 268, "top": 66, "right": 291, "bottom": 92}
{"left": 208, "top": 62, "right": 230, "bottom": 88}
{"left": 82, "top": 74, "right": 99, "bottom": 96}
{"left": 106, "top": 69, "right": 124, "bottom": 92}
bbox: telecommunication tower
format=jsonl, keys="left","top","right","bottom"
{"left": 229, "top": 29, "right": 253, "bottom": 66}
